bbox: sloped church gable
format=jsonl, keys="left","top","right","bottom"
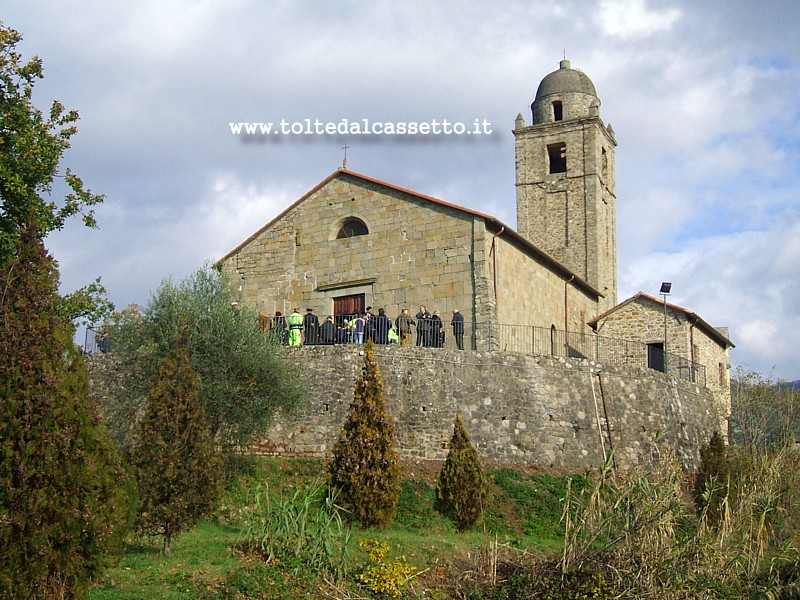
{"left": 220, "top": 169, "right": 600, "bottom": 333}
{"left": 222, "top": 171, "right": 481, "bottom": 319}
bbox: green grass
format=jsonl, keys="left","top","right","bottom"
{"left": 88, "top": 457, "right": 570, "bottom": 599}
{"left": 489, "top": 468, "right": 585, "bottom": 543}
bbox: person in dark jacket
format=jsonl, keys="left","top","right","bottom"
{"left": 320, "top": 316, "right": 337, "bottom": 344}
{"left": 303, "top": 308, "right": 320, "bottom": 345}
{"left": 372, "top": 308, "right": 391, "bottom": 344}
{"left": 415, "top": 304, "right": 431, "bottom": 346}
{"left": 431, "top": 311, "right": 445, "bottom": 347}
{"left": 451, "top": 308, "right": 465, "bottom": 350}
{"left": 270, "top": 311, "right": 287, "bottom": 345}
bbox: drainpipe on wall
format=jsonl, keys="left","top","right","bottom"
{"left": 564, "top": 275, "right": 574, "bottom": 356}
{"left": 470, "top": 219, "right": 478, "bottom": 351}
{"left": 689, "top": 317, "right": 697, "bottom": 383}
{"left": 491, "top": 226, "right": 505, "bottom": 320}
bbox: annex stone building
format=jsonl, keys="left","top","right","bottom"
{"left": 217, "top": 59, "right": 735, "bottom": 469}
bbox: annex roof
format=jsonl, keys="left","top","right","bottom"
{"left": 218, "top": 168, "right": 602, "bottom": 299}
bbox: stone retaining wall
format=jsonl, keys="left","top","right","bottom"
{"left": 249, "top": 345, "right": 728, "bottom": 471}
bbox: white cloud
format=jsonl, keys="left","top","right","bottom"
{"left": 595, "top": 0, "right": 681, "bottom": 39}
{"left": 201, "top": 173, "right": 297, "bottom": 261}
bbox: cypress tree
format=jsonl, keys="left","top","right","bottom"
{"left": 0, "top": 225, "right": 132, "bottom": 598}
{"left": 328, "top": 340, "right": 401, "bottom": 529}
{"left": 129, "top": 325, "right": 222, "bottom": 554}
{"left": 695, "top": 430, "right": 730, "bottom": 524}
{"left": 436, "top": 411, "right": 490, "bottom": 531}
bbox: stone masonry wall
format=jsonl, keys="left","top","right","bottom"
{"left": 514, "top": 117, "right": 617, "bottom": 313}
{"left": 250, "top": 345, "right": 728, "bottom": 471}
{"left": 87, "top": 345, "right": 728, "bottom": 471}
{"left": 490, "top": 232, "right": 597, "bottom": 334}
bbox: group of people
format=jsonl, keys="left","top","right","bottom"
{"left": 266, "top": 305, "right": 465, "bottom": 350}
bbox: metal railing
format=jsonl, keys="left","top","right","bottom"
{"left": 89, "top": 317, "right": 707, "bottom": 387}
{"left": 485, "top": 323, "right": 707, "bottom": 387}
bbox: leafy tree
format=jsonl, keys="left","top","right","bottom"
{"left": 0, "top": 225, "right": 132, "bottom": 598}
{"left": 59, "top": 276, "right": 115, "bottom": 325}
{"left": 730, "top": 369, "right": 800, "bottom": 457}
{"left": 106, "top": 264, "right": 305, "bottom": 452}
{"left": 328, "top": 340, "right": 401, "bottom": 529}
{"left": 0, "top": 22, "right": 113, "bottom": 324}
{"left": 0, "top": 23, "right": 103, "bottom": 256}
{"left": 129, "top": 326, "right": 222, "bottom": 555}
{"left": 436, "top": 411, "right": 490, "bottom": 531}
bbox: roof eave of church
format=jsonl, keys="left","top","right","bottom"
{"left": 215, "top": 168, "right": 602, "bottom": 299}
{"left": 589, "top": 292, "right": 735, "bottom": 348}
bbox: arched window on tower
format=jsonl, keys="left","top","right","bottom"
{"left": 336, "top": 217, "right": 369, "bottom": 239}
{"left": 552, "top": 100, "right": 563, "bottom": 122}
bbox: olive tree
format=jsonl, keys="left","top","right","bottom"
{"left": 106, "top": 264, "right": 306, "bottom": 452}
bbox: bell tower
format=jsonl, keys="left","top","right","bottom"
{"left": 513, "top": 59, "right": 618, "bottom": 310}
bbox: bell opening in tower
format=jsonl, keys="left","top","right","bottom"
{"left": 547, "top": 143, "right": 567, "bottom": 174}
{"left": 552, "top": 101, "right": 563, "bottom": 122}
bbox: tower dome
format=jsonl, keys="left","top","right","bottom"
{"left": 531, "top": 59, "right": 600, "bottom": 125}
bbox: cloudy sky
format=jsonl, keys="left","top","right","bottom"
{"left": 5, "top": 0, "right": 799, "bottom": 380}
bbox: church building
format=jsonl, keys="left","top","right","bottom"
{"left": 219, "top": 59, "right": 733, "bottom": 392}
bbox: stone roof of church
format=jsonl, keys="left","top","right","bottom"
{"left": 219, "top": 168, "right": 602, "bottom": 299}
{"left": 588, "top": 292, "right": 735, "bottom": 348}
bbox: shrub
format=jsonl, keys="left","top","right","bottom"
{"left": 129, "top": 326, "right": 222, "bottom": 555}
{"left": 436, "top": 411, "right": 490, "bottom": 531}
{"left": 356, "top": 538, "right": 417, "bottom": 598}
{"left": 327, "top": 341, "right": 402, "bottom": 529}
{"left": 695, "top": 431, "right": 730, "bottom": 525}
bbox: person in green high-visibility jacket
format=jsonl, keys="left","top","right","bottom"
{"left": 287, "top": 307, "right": 304, "bottom": 346}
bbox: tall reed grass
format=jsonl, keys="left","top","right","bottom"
{"left": 555, "top": 447, "right": 800, "bottom": 598}
{"left": 237, "top": 479, "right": 353, "bottom": 583}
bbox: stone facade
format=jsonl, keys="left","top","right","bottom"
{"left": 488, "top": 230, "right": 598, "bottom": 333}
{"left": 222, "top": 172, "right": 481, "bottom": 320}
{"left": 249, "top": 345, "right": 729, "bottom": 471}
